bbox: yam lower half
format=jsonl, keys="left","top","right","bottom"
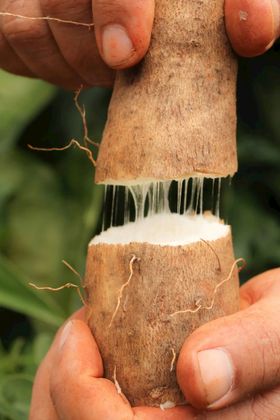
{"left": 84, "top": 214, "right": 240, "bottom": 406}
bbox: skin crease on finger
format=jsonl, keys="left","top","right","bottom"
{"left": 39, "top": 0, "right": 115, "bottom": 87}
{"left": 0, "top": 0, "right": 86, "bottom": 88}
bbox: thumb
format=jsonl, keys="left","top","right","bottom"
{"left": 50, "top": 319, "right": 134, "bottom": 420}
{"left": 92, "top": 0, "right": 154, "bottom": 69}
{"left": 177, "top": 268, "right": 280, "bottom": 410}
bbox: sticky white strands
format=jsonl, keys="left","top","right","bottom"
{"left": 102, "top": 185, "right": 107, "bottom": 232}
{"left": 187, "top": 178, "right": 197, "bottom": 214}
{"left": 147, "top": 184, "right": 154, "bottom": 218}
{"left": 114, "top": 186, "right": 120, "bottom": 226}
{"left": 153, "top": 182, "right": 157, "bottom": 214}
{"left": 110, "top": 186, "right": 116, "bottom": 228}
{"left": 109, "top": 255, "right": 139, "bottom": 328}
{"left": 124, "top": 187, "right": 130, "bottom": 225}
{"left": 177, "top": 180, "right": 183, "bottom": 214}
{"left": 158, "top": 182, "right": 164, "bottom": 213}
{"left": 163, "top": 181, "right": 171, "bottom": 214}
{"left": 215, "top": 178, "right": 222, "bottom": 218}
{"left": 155, "top": 182, "right": 160, "bottom": 213}
{"left": 170, "top": 258, "right": 245, "bottom": 317}
{"left": 183, "top": 179, "right": 189, "bottom": 214}
{"left": 0, "top": 11, "right": 94, "bottom": 28}
{"left": 148, "top": 182, "right": 158, "bottom": 217}
{"left": 199, "top": 178, "right": 204, "bottom": 215}
{"left": 130, "top": 185, "right": 149, "bottom": 221}
{"left": 211, "top": 178, "right": 216, "bottom": 214}
{"left": 195, "top": 178, "right": 202, "bottom": 214}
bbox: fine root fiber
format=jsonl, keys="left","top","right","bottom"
{"left": 108, "top": 255, "right": 139, "bottom": 328}
{"left": 170, "top": 258, "right": 246, "bottom": 317}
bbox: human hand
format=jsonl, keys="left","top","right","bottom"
{"left": 177, "top": 268, "right": 280, "bottom": 419}
{"left": 1, "top": 0, "right": 279, "bottom": 89}
{"left": 29, "top": 308, "right": 199, "bottom": 419}
{"left": 30, "top": 269, "right": 280, "bottom": 419}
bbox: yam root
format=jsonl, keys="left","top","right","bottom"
{"left": 84, "top": 229, "right": 239, "bottom": 406}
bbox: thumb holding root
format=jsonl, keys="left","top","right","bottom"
{"left": 177, "top": 268, "right": 280, "bottom": 416}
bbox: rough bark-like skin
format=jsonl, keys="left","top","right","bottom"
{"left": 95, "top": 0, "right": 238, "bottom": 185}
{"left": 85, "top": 231, "right": 239, "bottom": 406}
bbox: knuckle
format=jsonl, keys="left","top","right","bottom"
{"left": 2, "top": 16, "right": 48, "bottom": 46}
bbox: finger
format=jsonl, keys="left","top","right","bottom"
{"left": 29, "top": 308, "right": 86, "bottom": 419}
{"left": 29, "top": 355, "right": 59, "bottom": 420}
{"left": 225, "top": 0, "right": 280, "bottom": 57}
{"left": 177, "top": 268, "right": 280, "bottom": 410}
{"left": 133, "top": 405, "right": 199, "bottom": 419}
{"left": 1, "top": 0, "right": 84, "bottom": 89}
{"left": 93, "top": 0, "right": 154, "bottom": 69}
{"left": 51, "top": 318, "right": 200, "bottom": 419}
{"left": 199, "top": 385, "right": 280, "bottom": 419}
{"left": 40, "top": 0, "right": 114, "bottom": 87}
{"left": 0, "top": 31, "right": 34, "bottom": 76}
{"left": 49, "top": 318, "right": 136, "bottom": 420}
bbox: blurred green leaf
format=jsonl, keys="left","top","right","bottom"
{"left": 32, "top": 332, "right": 53, "bottom": 365}
{"left": 0, "top": 70, "right": 56, "bottom": 152}
{"left": 0, "top": 254, "right": 64, "bottom": 327}
{"left": 0, "top": 374, "right": 32, "bottom": 420}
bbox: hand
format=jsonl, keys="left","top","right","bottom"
{"left": 30, "top": 269, "right": 280, "bottom": 419}
{"left": 1, "top": 0, "right": 279, "bottom": 89}
{"left": 177, "top": 268, "right": 280, "bottom": 419}
{"left": 29, "top": 308, "right": 199, "bottom": 419}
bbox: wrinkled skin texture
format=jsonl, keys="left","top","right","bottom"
{"left": 0, "top": 0, "right": 279, "bottom": 88}
{"left": 2, "top": 0, "right": 279, "bottom": 418}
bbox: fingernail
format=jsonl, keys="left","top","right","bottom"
{"left": 59, "top": 320, "right": 73, "bottom": 350}
{"left": 102, "top": 24, "right": 134, "bottom": 67}
{"left": 197, "top": 349, "right": 234, "bottom": 406}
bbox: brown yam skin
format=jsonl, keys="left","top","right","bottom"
{"left": 84, "top": 231, "right": 239, "bottom": 406}
{"left": 95, "top": 0, "right": 238, "bottom": 185}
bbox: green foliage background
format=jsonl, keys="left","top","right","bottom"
{"left": 0, "top": 43, "right": 279, "bottom": 418}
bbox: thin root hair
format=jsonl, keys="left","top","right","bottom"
{"left": 108, "top": 255, "right": 139, "bottom": 328}
{"left": 29, "top": 281, "right": 86, "bottom": 306}
{"left": 28, "top": 139, "right": 96, "bottom": 167}
{"left": 0, "top": 11, "right": 94, "bottom": 28}
{"left": 170, "top": 348, "right": 176, "bottom": 372}
{"left": 170, "top": 258, "right": 246, "bottom": 317}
